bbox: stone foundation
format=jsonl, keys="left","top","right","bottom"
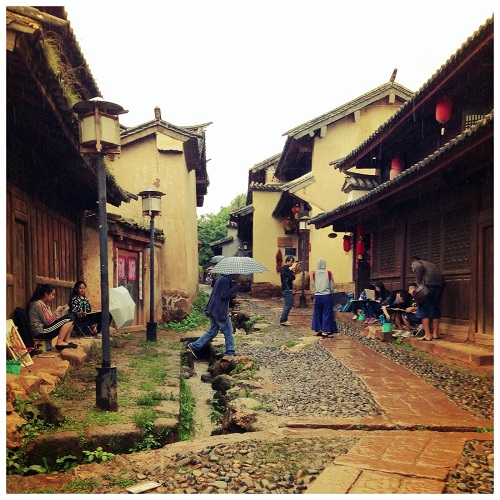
{"left": 161, "top": 290, "right": 191, "bottom": 323}
{"left": 250, "top": 282, "right": 282, "bottom": 299}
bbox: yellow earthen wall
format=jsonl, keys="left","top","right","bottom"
{"left": 104, "top": 133, "right": 199, "bottom": 317}
{"left": 293, "top": 101, "right": 403, "bottom": 288}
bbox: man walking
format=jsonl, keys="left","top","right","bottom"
{"left": 187, "top": 273, "right": 241, "bottom": 357}
{"left": 279, "top": 256, "right": 295, "bottom": 326}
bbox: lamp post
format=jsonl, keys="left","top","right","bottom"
{"left": 138, "top": 188, "right": 165, "bottom": 342}
{"left": 73, "top": 98, "right": 127, "bottom": 411}
{"left": 299, "top": 216, "right": 310, "bottom": 308}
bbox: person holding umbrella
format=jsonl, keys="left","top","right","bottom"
{"left": 187, "top": 273, "right": 242, "bottom": 358}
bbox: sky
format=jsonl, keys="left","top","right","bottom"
{"left": 54, "top": 1, "right": 495, "bottom": 215}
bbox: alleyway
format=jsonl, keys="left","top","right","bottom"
{"left": 6, "top": 293, "right": 493, "bottom": 494}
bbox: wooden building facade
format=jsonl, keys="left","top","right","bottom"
{"left": 6, "top": 7, "right": 130, "bottom": 316}
{"left": 311, "top": 17, "right": 493, "bottom": 339}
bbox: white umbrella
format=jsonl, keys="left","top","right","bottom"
{"left": 109, "top": 286, "right": 136, "bottom": 329}
{"left": 210, "top": 255, "right": 226, "bottom": 264}
{"left": 211, "top": 256, "right": 267, "bottom": 275}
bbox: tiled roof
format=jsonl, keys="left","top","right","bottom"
{"left": 250, "top": 153, "right": 281, "bottom": 173}
{"left": 341, "top": 174, "right": 380, "bottom": 193}
{"left": 108, "top": 215, "right": 165, "bottom": 242}
{"left": 283, "top": 81, "right": 413, "bottom": 139}
{"left": 120, "top": 119, "right": 203, "bottom": 140}
{"left": 249, "top": 182, "right": 284, "bottom": 192}
{"left": 230, "top": 205, "right": 255, "bottom": 217}
{"left": 281, "top": 172, "right": 315, "bottom": 192}
{"left": 334, "top": 15, "right": 493, "bottom": 170}
{"left": 209, "top": 236, "right": 234, "bottom": 247}
{"left": 311, "top": 112, "right": 493, "bottom": 226}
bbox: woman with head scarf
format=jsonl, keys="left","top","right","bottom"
{"left": 311, "top": 259, "right": 338, "bottom": 338}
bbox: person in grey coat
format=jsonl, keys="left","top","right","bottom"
{"left": 411, "top": 256, "right": 445, "bottom": 341}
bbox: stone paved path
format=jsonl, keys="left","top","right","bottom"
{"left": 6, "top": 297, "right": 493, "bottom": 494}
{"left": 249, "top": 301, "right": 493, "bottom": 493}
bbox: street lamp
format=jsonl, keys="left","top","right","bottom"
{"left": 299, "top": 215, "right": 310, "bottom": 308}
{"left": 73, "top": 97, "right": 128, "bottom": 411}
{"left": 138, "top": 188, "right": 165, "bottom": 342}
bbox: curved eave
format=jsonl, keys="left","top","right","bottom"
{"left": 283, "top": 81, "right": 414, "bottom": 139}
{"left": 312, "top": 113, "right": 493, "bottom": 229}
{"left": 334, "top": 15, "right": 493, "bottom": 171}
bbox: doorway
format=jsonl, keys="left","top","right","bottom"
{"left": 478, "top": 220, "right": 493, "bottom": 335}
{"left": 117, "top": 249, "right": 141, "bottom": 326}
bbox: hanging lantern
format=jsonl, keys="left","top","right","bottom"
{"left": 390, "top": 157, "right": 403, "bottom": 180}
{"left": 436, "top": 96, "right": 452, "bottom": 135}
{"left": 275, "top": 249, "right": 283, "bottom": 273}
{"left": 356, "top": 238, "right": 365, "bottom": 260}
{"left": 291, "top": 205, "right": 299, "bottom": 219}
{"left": 343, "top": 235, "right": 351, "bottom": 254}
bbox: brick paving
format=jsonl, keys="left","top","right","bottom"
{"left": 8, "top": 296, "right": 493, "bottom": 494}
{"left": 261, "top": 301, "right": 493, "bottom": 493}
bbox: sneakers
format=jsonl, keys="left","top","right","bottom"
{"left": 413, "top": 324, "right": 424, "bottom": 336}
{"left": 364, "top": 318, "right": 375, "bottom": 324}
{"left": 186, "top": 343, "right": 198, "bottom": 358}
{"left": 352, "top": 315, "right": 358, "bottom": 320}
{"left": 392, "top": 330, "right": 411, "bottom": 338}
{"left": 280, "top": 321, "right": 292, "bottom": 326}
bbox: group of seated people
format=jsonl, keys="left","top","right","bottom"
{"left": 351, "top": 281, "right": 422, "bottom": 333}
{"left": 28, "top": 280, "right": 102, "bottom": 351}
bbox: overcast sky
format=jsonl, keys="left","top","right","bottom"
{"left": 62, "top": 0, "right": 494, "bottom": 216}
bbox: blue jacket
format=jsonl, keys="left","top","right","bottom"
{"left": 205, "top": 274, "right": 240, "bottom": 321}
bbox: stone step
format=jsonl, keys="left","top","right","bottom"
{"left": 336, "top": 312, "right": 493, "bottom": 369}
{"left": 408, "top": 337, "right": 494, "bottom": 367}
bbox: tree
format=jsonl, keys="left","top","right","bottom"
{"left": 197, "top": 194, "right": 246, "bottom": 270}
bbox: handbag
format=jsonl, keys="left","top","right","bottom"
{"left": 413, "top": 283, "right": 429, "bottom": 305}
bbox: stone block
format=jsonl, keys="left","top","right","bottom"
{"left": 375, "top": 330, "right": 394, "bottom": 342}
{"left": 85, "top": 424, "right": 145, "bottom": 454}
{"left": 24, "top": 431, "right": 82, "bottom": 468}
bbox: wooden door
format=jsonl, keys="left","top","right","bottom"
{"left": 6, "top": 186, "right": 32, "bottom": 316}
{"left": 117, "top": 249, "right": 140, "bottom": 326}
{"left": 13, "top": 219, "right": 30, "bottom": 309}
{"left": 478, "top": 221, "right": 493, "bottom": 335}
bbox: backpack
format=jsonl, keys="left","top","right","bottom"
{"left": 12, "top": 307, "right": 34, "bottom": 348}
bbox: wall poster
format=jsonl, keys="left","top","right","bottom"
{"left": 118, "top": 256, "right": 126, "bottom": 279}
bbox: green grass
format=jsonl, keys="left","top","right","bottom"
{"left": 281, "top": 340, "right": 299, "bottom": 348}
{"left": 178, "top": 376, "right": 196, "bottom": 440}
{"left": 159, "top": 291, "right": 210, "bottom": 332}
{"left": 62, "top": 478, "right": 100, "bottom": 493}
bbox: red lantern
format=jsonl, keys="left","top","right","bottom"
{"left": 275, "top": 249, "right": 283, "bottom": 273}
{"left": 436, "top": 96, "right": 452, "bottom": 135}
{"left": 343, "top": 235, "right": 351, "bottom": 254}
{"left": 291, "top": 205, "right": 299, "bottom": 219}
{"left": 356, "top": 239, "right": 365, "bottom": 260}
{"left": 390, "top": 157, "right": 403, "bottom": 180}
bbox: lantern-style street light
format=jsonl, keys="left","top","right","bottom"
{"left": 73, "top": 98, "right": 127, "bottom": 411}
{"left": 298, "top": 216, "right": 310, "bottom": 308}
{"left": 138, "top": 188, "right": 165, "bottom": 342}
